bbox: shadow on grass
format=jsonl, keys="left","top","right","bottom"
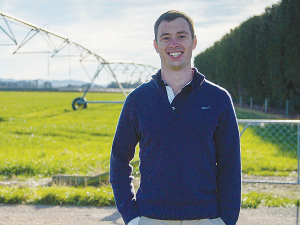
{"left": 246, "top": 124, "right": 298, "bottom": 158}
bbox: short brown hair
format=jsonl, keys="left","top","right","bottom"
{"left": 154, "top": 10, "right": 195, "bottom": 41}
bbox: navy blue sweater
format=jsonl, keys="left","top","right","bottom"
{"left": 110, "top": 69, "right": 241, "bottom": 225}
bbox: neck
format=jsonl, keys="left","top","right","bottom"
{"left": 161, "top": 66, "right": 193, "bottom": 95}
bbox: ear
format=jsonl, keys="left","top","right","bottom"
{"left": 192, "top": 35, "right": 197, "bottom": 50}
{"left": 153, "top": 39, "right": 158, "bottom": 53}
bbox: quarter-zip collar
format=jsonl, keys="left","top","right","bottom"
{"left": 152, "top": 67, "right": 205, "bottom": 92}
{"left": 151, "top": 68, "right": 205, "bottom": 117}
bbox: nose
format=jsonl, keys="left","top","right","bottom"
{"left": 169, "top": 38, "right": 179, "bottom": 48}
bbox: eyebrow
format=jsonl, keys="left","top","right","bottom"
{"left": 159, "top": 31, "right": 189, "bottom": 38}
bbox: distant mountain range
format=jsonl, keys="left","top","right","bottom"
{"left": 0, "top": 78, "right": 92, "bottom": 88}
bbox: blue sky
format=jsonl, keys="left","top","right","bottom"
{"left": 0, "top": 0, "right": 280, "bottom": 85}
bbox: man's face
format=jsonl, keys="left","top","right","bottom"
{"left": 154, "top": 17, "right": 197, "bottom": 71}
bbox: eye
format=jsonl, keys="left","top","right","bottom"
{"left": 162, "top": 36, "right": 170, "bottom": 41}
{"left": 179, "top": 35, "right": 187, "bottom": 39}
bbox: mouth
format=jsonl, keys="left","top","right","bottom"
{"left": 168, "top": 52, "right": 183, "bottom": 58}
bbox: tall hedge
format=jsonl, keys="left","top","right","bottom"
{"left": 194, "top": 0, "right": 300, "bottom": 111}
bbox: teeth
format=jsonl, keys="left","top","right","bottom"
{"left": 169, "top": 52, "right": 182, "bottom": 57}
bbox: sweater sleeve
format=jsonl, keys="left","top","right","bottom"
{"left": 214, "top": 93, "right": 241, "bottom": 225}
{"left": 109, "top": 95, "right": 140, "bottom": 225}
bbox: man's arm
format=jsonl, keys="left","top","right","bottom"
{"left": 109, "top": 95, "right": 140, "bottom": 224}
{"left": 214, "top": 93, "right": 241, "bottom": 225}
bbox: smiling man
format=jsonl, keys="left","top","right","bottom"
{"left": 110, "top": 10, "right": 241, "bottom": 225}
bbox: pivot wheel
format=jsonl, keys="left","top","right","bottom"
{"left": 72, "top": 97, "right": 88, "bottom": 110}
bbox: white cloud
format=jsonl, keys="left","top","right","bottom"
{"left": 0, "top": 0, "right": 280, "bottom": 83}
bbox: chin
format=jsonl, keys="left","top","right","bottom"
{"left": 169, "top": 62, "right": 188, "bottom": 70}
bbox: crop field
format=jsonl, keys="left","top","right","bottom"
{"left": 0, "top": 91, "right": 298, "bottom": 179}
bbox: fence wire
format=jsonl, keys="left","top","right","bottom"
{"left": 238, "top": 119, "right": 300, "bottom": 185}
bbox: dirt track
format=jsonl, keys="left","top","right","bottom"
{"left": 0, "top": 204, "right": 298, "bottom": 225}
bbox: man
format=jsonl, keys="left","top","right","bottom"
{"left": 110, "top": 10, "right": 241, "bottom": 225}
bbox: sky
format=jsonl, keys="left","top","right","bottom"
{"left": 0, "top": 0, "right": 280, "bottom": 85}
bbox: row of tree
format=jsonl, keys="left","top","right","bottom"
{"left": 106, "top": 80, "right": 142, "bottom": 89}
{"left": 194, "top": 0, "right": 300, "bottom": 110}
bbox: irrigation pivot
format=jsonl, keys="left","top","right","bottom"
{"left": 0, "top": 11, "right": 158, "bottom": 110}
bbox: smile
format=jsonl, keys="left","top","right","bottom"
{"left": 168, "top": 52, "right": 183, "bottom": 57}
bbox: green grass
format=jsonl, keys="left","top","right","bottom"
{"left": 235, "top": 106, "right": 298, "bottom": 176}
{"left": 0, "top": 92, "right": 297, "bottom": 178}
{"left": 0, "top": 91, "right": 299, "bottom": 208}
{"left": 242, "top": 192, "right": 299, "bottom": 208}
{"left": 0, "top": 185, "right": 114, "bottom": 206}
{"left": 240, "top": 130, "right": 297, "bottom": 176}
{"left": 0, "top": 91, "right": 127, "bottom": 178}
{"left": 0, "top": 185, "right": 298, "bottom": 208}
{"left": 235, "top": 106, "right": 283, "bottom": 120}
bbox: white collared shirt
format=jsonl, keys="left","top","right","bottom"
{"left": 164, "top": 80, "right": 192, "bottom": 103}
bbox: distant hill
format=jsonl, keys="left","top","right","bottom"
{"left": 0, "top": 78, "right": 88, "bottom": 88}
{"left": 44, "top": 79, "right": 86, "bottom": 87}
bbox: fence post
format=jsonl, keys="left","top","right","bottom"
{"left": 250, "top": 98, "right": 253, "bottom": 109}
{"left": 298, "top": 123, "right": 300, "bottom": 184}
{"left": 239, "top": 96, "right": 242, "bottom": 108}
{"left": 265, "top": 98, "right": 268, "bottom": 113}
{"left": 286, "top": 100, "right": 289, "bottom": 118}
{"left": 296, "top": 201, "right": 299, "bottom": 225}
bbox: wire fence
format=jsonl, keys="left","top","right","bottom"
{"left": 239, "top": 119, "right": 300, "bottom": 184}
{"left": 235, "top": 97, "right": 300, "bottom": 119}
{"left": 239, "top": 119, "right": 300, "bottom": 224}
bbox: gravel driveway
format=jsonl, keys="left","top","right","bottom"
{"left": 0, "top": 204, "right": 298, "bottom": 225}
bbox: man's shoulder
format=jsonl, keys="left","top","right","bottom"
{"left": 203, "top": 79, "right": 230, "bottom": 96}
{"left": 194, "top": 68, "right": 229, "bottom": 96}
{"left": 128, "top": 79, "right": 155, "bottom": 98}
{"left": 124, "top": 79, "right": 156, "bottom": 106}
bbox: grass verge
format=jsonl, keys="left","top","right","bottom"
{"left": 0, "top": 185, "right": 114, "bottom": 206}
{"left": 0, "top": 185, "right": 298, "bottom": 209}
{"left": 242, "top": 191, "right": 299, "bottom": 208}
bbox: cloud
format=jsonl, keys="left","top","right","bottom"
{"left": 0, "top": 0, "right": 280, "bottom": 82}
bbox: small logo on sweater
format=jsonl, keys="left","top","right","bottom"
{"left": 201, "top": 106, "right": 210, "bottom": 110}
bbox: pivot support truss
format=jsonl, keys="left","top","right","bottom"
{"left": 0, "top": 11, "right": 158, "bottom": 109}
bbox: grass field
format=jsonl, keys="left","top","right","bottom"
{"left": 0, "top": 91, "right": 299, "bottom": 208}
{"left": 0, "top": 91, "right": 126, "bottom": 178}
{"left": 0, "top": 91, "right": 298, "bottom": 178}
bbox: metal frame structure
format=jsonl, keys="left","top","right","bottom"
{"left": 0, "top": 11, "right": 158, "bottom": 110}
